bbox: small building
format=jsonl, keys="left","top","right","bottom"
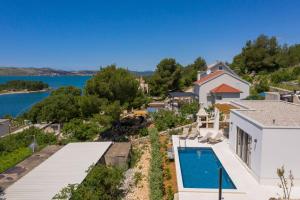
{"left": 4, "top": 142, "right": 112, "bottom": 200}
{"left": 0, "top": 119, "right": 11, "bottom": 137}
{"left": 137, "top": 76, "right": 149, "bottom": 94}
{"left": 194, "top": 62, "right": 250, "bottom": 107}
{"left": 229, "top": 100, "right": 300, "bottom": 186}
{"left": 168, "top": 91, "right": 198, "bottom": 110}
{"left": 104, "top": 142, "right": 131, "bottom": 168}
{"left": 264, "top": 92, "right": 280, "bottom": 100}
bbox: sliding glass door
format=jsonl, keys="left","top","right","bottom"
{"left": 236, "top": 127, "right": 252, "bottom": 167}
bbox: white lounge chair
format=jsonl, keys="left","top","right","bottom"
{"left": 208, "top": 132, "right": 224, "bottom": 144}
{"left": 188, "top": 127, "right": 199, "bottom": 140}
{"left": 179, "top": 127, "right": 189, "bottom": 139}
{"left": 198, "top": 132, "right": 213, "bottom": 143}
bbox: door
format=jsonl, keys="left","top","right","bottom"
{"left": 236, "top": 127, "right": 252, "bottom": 168}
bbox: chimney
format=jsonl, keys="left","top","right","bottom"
{"left": 197, "top": 71, "right": 201, "bottom": 81}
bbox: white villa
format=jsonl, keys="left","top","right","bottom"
{"left": 194, "top": 62, "right": 250, "bottom": 107}
{"left": 172, "top": 100, "right": 300, "bottom": 200}
{"left": 229, "top": 100, "right": 300, "bottom": 186}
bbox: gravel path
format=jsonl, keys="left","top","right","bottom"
{"left": 123, "top": 143, "right": 151, "bottom": 200}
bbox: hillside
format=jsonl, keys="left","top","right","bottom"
{"left": 0, "top": 67, "right": 153, "bottom": 77}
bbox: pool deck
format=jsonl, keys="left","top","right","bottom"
{"left": 172, "top": 129, "right": 300, "bottom": 200}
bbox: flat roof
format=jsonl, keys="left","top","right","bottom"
{"left": 231, "top": 100, "right": 300, "bottom": 127}
{"left": 169, "top": 92, "right": 197, "bottom": 98}
{"left": 0, "top": 119, "right": 9, "bottom": 123}
{"left": 4, "top": 142, "right": 112, "bottom": 200}
{"left": 105, "top": 142, "right": 131, "bottom": 157}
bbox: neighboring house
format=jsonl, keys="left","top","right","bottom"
{"left": 198, "top": 61, "right": 238, "bottom": 80}
{"left": 194, "top": 65, "right": 250, "bottom": 107}
{"left": 167, "top": 91, "right": 198, "bottom": 110}
{"left": 229, "top": 100, "right": 300, "bottom": 186}
{"left": 136, "top": 76, "right": 149, "bottom": 94}
{"left": 0, "top": 119, "right": 11, "bottom": 137}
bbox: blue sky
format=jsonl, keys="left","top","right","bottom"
{"left": 0, "top": 0, "right": 300, "bottom": 71}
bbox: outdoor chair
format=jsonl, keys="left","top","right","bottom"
{"left": 208, "top": 132, "right": 224, "bottom": 144}
{"left": 198, "top": 132, "right": 213, "bottom": 143}
{"left": 179, "top": 127, "right": 189, "bottom": 139}
{"left": 188, "top": 127, "right": 199, "bottom": 140}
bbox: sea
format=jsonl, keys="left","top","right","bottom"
{"left": 0, "top": 76, "right": 91, "bottom": 117}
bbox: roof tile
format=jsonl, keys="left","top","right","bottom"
{"left": 211, "top": 84, "right": 241, "bottom": 93}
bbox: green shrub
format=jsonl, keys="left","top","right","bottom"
{"left": 167, "top": 186, "right": 174, "bottom": 200}
{"left": 164, "top": 167, "right": 172, "bottom": 180}
{"left": 254, "top": 77, "right": 270, "bottom": 93}
{"left": 149, "top": 128, "right": 164, "bottom": 200}
{"left": 62, "top": 119, "right": 100, "bottom": 141}
{"left": 133, "top": 171, "right": 143, "bottom": 186}
{"left": 151, "top": 110, "right": 191, "bottom": 131}
{"left": 138, "top": 127, "right": 148, "bottom": 137}
{"left": 54, "top": 165, "right": 124, "bottom": 200}
{"left": 130, "top": 148, "right": 142, "bottom": 168}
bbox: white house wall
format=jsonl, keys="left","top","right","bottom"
{"left": 229, "top": 111, "right": 263, "bottom": 182}
{"left": 260, "top": 128, "right": 300, "bottom": 185}
{"left": 198, "top": 73, "right": 250, "bottom": 107}
{"left": 214, "top": 93, "right": 241, "bottom": 104}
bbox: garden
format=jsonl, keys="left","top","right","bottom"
{"left": 0, "top": 127, "right": 56, "bottom": 173}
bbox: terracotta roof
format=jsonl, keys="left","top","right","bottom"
{"left": 211, "top": 84, "right": 242, "bottom": 93}
{"left": 194, "top": 70, "right": 225, "bottom": 85}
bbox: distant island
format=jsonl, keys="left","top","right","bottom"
{"left": 0, "top": 67, "right": 154, "bottom": 77}
{"left": 0, "top": 80, "right": 50, "bottom": 95}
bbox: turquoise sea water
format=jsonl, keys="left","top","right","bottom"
{"left": 0, "top": 76, "right": 91, "bottom": 117}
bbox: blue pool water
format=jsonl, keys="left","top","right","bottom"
{"left": 178, "top": 147, "right": 236, "bottom": 189}
{"left": 0, "top": 76, "right": 91, "bottom": 117}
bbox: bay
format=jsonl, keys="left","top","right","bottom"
{"left": 0, "top": 76, "right": 91, "bottom": 117}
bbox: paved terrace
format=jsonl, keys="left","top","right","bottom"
{"left": 231, "top": 100, "right": 300, "bottom": 127}
{"left": 172, "top": 130, "right": 300, "bottom": 200}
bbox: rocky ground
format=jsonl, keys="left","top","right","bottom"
{"left": 123, "top": 142, "right": 151, "bottom": 200}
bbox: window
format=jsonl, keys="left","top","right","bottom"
{"left": 216, "top": 95, "right": 222, "bottom": 100}
{"left": 218, "top": 66, "right": 223, "bottom": 70}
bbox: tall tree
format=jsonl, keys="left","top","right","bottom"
{"left": 84, "top": 65, "right": 146, "bottom": 108}
{"left": 231, "top": 35, "right": 282, "bottom": 74}
{"left": 181, "top": 57, "right": 207, "bottom": 86}
{"left": 149, "top": 58, "right": 182, "bottom": 96}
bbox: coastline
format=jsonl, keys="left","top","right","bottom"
{"left": 0, "top": 89, "right": 50, "bottom": 96}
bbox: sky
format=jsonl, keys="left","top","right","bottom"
{"left": 0, "top": 0, "right": 300, "bottom": 71}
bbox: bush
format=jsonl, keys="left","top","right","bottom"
{"left": 151, "top": 110, "right": 190, "bottom": 131}
{"left": 254, "top": 77, "right": 270, "bottom": 93}
{"left": 138, "top": 127, "right": 148, "bottom": 137}
{"left": 129, "top": 148, "right": 142, "bottom": 168}
{"left": 62, "top": 119, "right": 101, "bottom": 141}
{"left": 164, "top": 167, "right": 172, "bottom": 180}
{"left": 167, "top": 186, "right": 174, "bottom": 200}
{"left": 149, "top": 128, "right": 164, "bottom": 200}
{"left": 133, "top": 171, "right": 143, "bottom": 186}
{"left": 54, "top": 165, "right": 124, "bottom": 200}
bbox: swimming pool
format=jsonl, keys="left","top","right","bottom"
{"left": 178, "top": 147, "right": 236, "bottom": 189}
